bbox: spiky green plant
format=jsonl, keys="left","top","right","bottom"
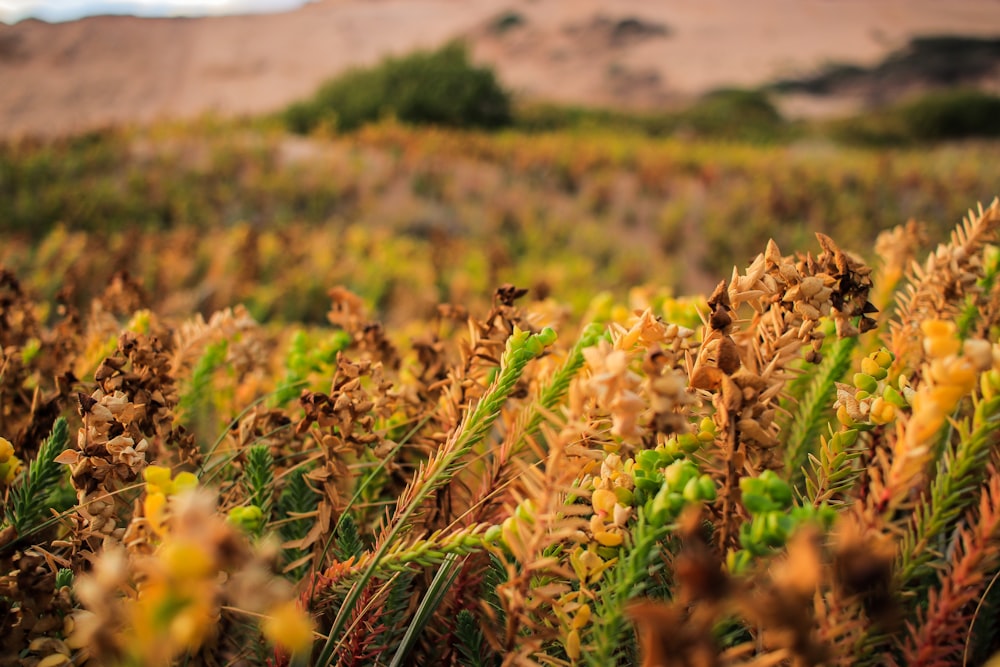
{"left": 244, "top": 443, "right": 275, "bottom": 521}
{"left": 783, "top": 336, "right": 857, "bottom": 486}
{"left": 6, "top": 417, "right": 70, "bottom": 539}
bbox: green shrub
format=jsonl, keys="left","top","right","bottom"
{"left": 899, "top": 89, "right": 1000, "bottom": 141}
{"left": 284, "top": 42, "right": 512, "bottom": 133}
{"left": 677, "top": 89, "right": 788, "bottom": 141}
{"left": 831, "top": 89, "right": 1000, "bottom": 146}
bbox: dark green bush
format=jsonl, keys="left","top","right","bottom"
{"left": 830, "top": 89, "right": 1000, "bottom": 146}
{"left": 677, "top": 89, "right": 788, "bottom": 141}
{"left": 899, "top": 89, "right": 1000, "bottom": 141}
{"left": 284, "top": 42, "right": 512, "bottom": 133}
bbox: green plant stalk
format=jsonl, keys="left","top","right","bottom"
{"left": 852, "top": 394, "right": 1000, "bottom": 665}
{"left": 279, "top": 464, "right": 320, "bottom": 577}
{"left": 8, "top": 417, "right": 70, "bottom": 536}
{"left": 454, "top": 609, "right": 488, "bottom": 667}
{"left": 1, "top": 481, "right": 146, "bottom": 556}
{"left": 463, "top": 322, "right": 606, "bottom": 526}
{"left": 777, "top": 322, "right": 838, "bottom": 410}
{"left": 895, "top": 393, "right": 1000, "bottom": 591}
{"left": 178, "top": 338, "right": 227, "bottom": 427}
{"left": 519, "top": 322, "right": 607, "bottom": 440}
{"left": 784, "top": 336, "right": 857, "bottom": 486}
{"left": 245, "top": 443, "right": 275, "bottom": 520}
{"left": 376, "top": 525, "right": 489, "bottom": 573}
{"left": 804, "top": 425, "right": 866, "bottom": 507}
{"left": 388, "top": 553, "right": 466, "bottom": 667}
{"left": 586, "top": 509, "right": 671, "bottom": 665}
{"left": 274, "top": 330, "right": 310, "bottom": 406}
{"left": 315, "top": 327, "right": 556, "bottom": 665}
{"left": 956, "top": 246, "right": 1000, "bottom": 338}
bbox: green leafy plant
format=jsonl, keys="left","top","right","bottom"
{"left": 2, "top": 417, "right": 70, "bottom": 545}
{"left": 284, "top": 41, "right": 511, "bottom": 133}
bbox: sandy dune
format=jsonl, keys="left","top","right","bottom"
{"left": 1, "top": 0, "right": 999, "bottom": 137}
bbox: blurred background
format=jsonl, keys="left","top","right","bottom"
{"left": 1, "top": 0, "right": 999, "bottom": 324}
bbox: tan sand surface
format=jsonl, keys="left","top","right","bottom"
{"left": 1, "top": 0, "right": 999, "bottom": 137}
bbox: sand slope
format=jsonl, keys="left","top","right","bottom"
{"left": 1, "top": 0, "right": 999, "bottom": 137}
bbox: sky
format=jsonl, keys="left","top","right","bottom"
{"left": 0, "top": 0, "right": 313, "bottom": 23}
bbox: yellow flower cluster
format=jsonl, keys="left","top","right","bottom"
{"left": 559, "top": 545, "right": 616, "bottom": 661}
{"left": 836, "top": 347, "right": 906, "bottom": 427}
{"left": 0, "top": 436, "right": 22, "bottom": 486}
{"left": 132, "top": 536, "right": 218, "bottom": 654}
{"left": 143, "top": 477, "right": 315, "bottom": 658}
{"left": 72, "top": 478, "right": 314, "bottom": 664}
{"left": 589, "top": 453, "right": 634, "bottom": 550}
{"left": 142, "top": 465, "right": 198, "bottom": 536}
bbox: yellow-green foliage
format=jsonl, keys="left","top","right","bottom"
{"left": 2, "top": 122, "right": 999, "bottom": 327}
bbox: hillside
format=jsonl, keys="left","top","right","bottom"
{"left": 1, "top": 0, "right": 999, "bottom": 137}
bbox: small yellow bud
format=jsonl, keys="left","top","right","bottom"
{"left": 169, "top": 608, "right": 207, "bottom": 648}
{"left": 572, "top": 603, "right": 592, "bottom": 630}
{"left": 565, "top": 629, "right": 582, "bottom": 661}
{"left": 924, "top": 335, "right": 961, "bottom": 359}
{"left": 591, "top": 488, "right": 617, "bottom": 515}
{"left": 501, "top": 516, "right": 522, "bottom": 551}
{"left": 144, "top": 465, "right": 173, "bottom": 494}
{"left": 869, "top": 397, "right": 896, "bottom": 425}
{"left": 0, "top": 437, "right": 13, "bottom": 462}
{"left": 173, "top": 471, "right": 199, "bottom": 492}
{"left": 144, "top": 491, "right": 168, "bottom": 536}
{"left": 0, "top": 457, "right": 21, "bottom": 485}
{"left": 159, "top": 541, "right": 214, "bottom": 580}
{"left": 578, "top": 548, "right": 604, "bottom": 577}
{"left": 263, "top": 601, "right": 315, "bottom": 654}
{"left": 836, "top": 404, "right": 853, "bottom": 427}
{"left": 921, "top": 319, "right": 956, "bottom": 339}
{"left": 594, "top": 530, "right": 624, "bottom": 547}
{"left": 872, "top": 349, "right": 893, "bottom": 369}
{"left": 861, "top": 357, "right": 886, "bottom": 379}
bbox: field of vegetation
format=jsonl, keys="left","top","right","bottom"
{"left": 4, "top": 42, "right": 1000, "bottom": 667}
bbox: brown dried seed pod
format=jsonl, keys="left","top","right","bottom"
{"left": 717, "top": 336, "right": 742, "bottom": 375}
